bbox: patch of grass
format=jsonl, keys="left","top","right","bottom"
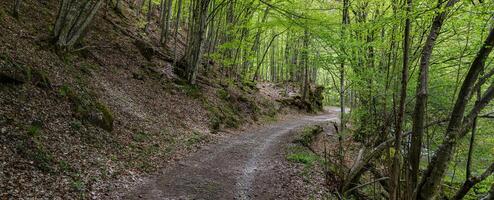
{"left": 69, "top": 120, "right": 82, "bottom": 130}
{"left": 71, "top": 178, "right": 86, "bottom": 192}
{"left": 207, "top": 105, "right": 241, "bottom": 131}
{"left": 287, "top": 146, "right": 318, "bottom": 166}
{"left": 174, "top": 79, "right": 203, "bottom": 99}
{"left": 27, "top": 125, "right": 42, "bottom": 137}
{"left": 133, "top": 131, "right": 149, "bottom": 142}
{"left": 217, "top": 88, "right": 230, "bottom": 101}
{"left": 186, "top": 131, "right": 206, "bottom": 146}
{"left": 58, "top": 160, "right": 72, "bottom": 173}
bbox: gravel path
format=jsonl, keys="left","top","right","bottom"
{"left": 125, "top": 108, "right": 339, "bottom": 200}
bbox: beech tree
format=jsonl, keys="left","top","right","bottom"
{"left": 181, "top": 0, "right": 211, "bottom": 84}
{"left": 53, "top": 0, "right": 104, "bottom": 50}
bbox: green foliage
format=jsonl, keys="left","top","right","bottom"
{"left": 71, "top": 178, "right": 86, "bottom": 193}
{"left": 133, "top": 131, "right": 149, "bottom": 142}
{"left": 287, "top": 146, "right": 318, "bottom": 166}
{"left": 186, "top": 131, "right": 207, "bottom": 146}
{"left": 69, "top": 120, "right": 82, "bottom": 130}
{"left": 27, "top": 125, "right": 42, "bottom": 137}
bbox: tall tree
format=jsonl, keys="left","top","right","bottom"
{"left": 53, "top": 0, "right": 104, "bottom": 50}
{"left": 408, "top": 0, "right": 459, "bottom": 192}
{"left": 182, "top": 0, "right": 211, "bottom": 84}
{"left": 390, "top": 0, "right": 412, "bottom": 198}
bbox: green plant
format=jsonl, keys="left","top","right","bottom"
{"left": 186, "top": 131, "right": 206, "bottom": 146}
{"left": 71, "top": 179, "right": 85, "bottom": 192}
{"left": 59, "top": 160, "right": 72, "bottom": 173}
{"left": 27, "top": 125, "right": 42, "bottom": 137}
{"left": 69, "top": 120, "right": 82, "bottom": 130}
{"left": 287, "top": 147, "right": 318, "bottom": 166}
{"left": 133, "top": 131, "right": 149, "bottom": 142}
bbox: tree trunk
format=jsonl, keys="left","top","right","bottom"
{"left": 53, "top": 0, "right": 104, "bottom": 50}
{"left": 183, "top": 0, "right": 211, "bottom": 84}
{"left": 173, "top": 0, "right": 183, "bottom": 65}
{"left": 338, "top": 0, "right": 350, "bottom": 167}
{"left": 409, "top": 0, "right": 459, "bottom": 194}
{"left": 390, "top": 0, "right": 411, "bottom": 198}
{"left": 301, "top": 30, "right": 310, "bottom": 101}
{"left": 144, "top": 0, "right": 153, "bottom": 32}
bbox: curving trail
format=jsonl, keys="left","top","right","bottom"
{"left": 125, "top": 108, "right": 339, "bottom": 200}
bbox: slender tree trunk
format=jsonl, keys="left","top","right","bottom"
{"left": 173, "top": 0, "right": 183, "bottom": 65}
{"left": 183, "top": 0, "right": 211, "bottom": 84}
{"left": 390, "top": 0, "right": 411, "bottom": 199}
{"left": 163, "top": 0, "right": 174, "bottom": 42}
{"left": 409, "top": 0, "right": 459, "bottom": 195}
{"left": 302, "top": 30, "right": 310, "bottom": 101}
{"left": 144, "top": 0, "right": 153, "bottom": 32}
{"left": 338, "top": 0, "right": 350, "bottom": 167}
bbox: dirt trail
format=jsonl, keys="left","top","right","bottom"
{"left": 125, "top": 108, "right": 339, "bottom": 200}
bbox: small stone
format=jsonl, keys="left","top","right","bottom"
{"left": 0, "top": 127, "right": 6, "bottom": 133}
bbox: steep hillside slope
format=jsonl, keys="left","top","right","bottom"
{"left": 0, "top": 1, "right": 299, "bottom": 198}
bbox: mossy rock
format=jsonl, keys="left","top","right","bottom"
{"left": 61, "top": 85, "right": 114, "bottom": 132}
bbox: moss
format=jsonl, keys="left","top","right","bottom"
{"left": 217, "top": 88, "right": 230, "bottom": 101}
{"left": 61, "top": 85, "right": 114, "bottom": 132}
{"left": 96, "top": 102, "right": 114, "bottom": 132}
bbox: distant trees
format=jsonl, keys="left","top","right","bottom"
{"left": 53, "top": 0, "right": 104, "bottom": 50}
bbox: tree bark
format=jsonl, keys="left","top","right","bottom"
{"left": 183, "top": 0, "right": 211, "bottom": 84}
{"left": 301, "top": 30, "right": 310, "bottom": 101}
{"left": 53, "top": 0, "right": 104, "bottom": 50}
{"left": 390, "top": 0, "right": 411, "bottom": 199}
{"left": 409, "top": 0, "right": 459, "bottom": 195}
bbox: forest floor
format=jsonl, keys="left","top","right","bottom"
{"left": 119, "top": 108, "right": 340, "bottom": 200}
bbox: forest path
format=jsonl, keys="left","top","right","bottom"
{"left": 125, "top": 108, "right": 340, "bottom": 200}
